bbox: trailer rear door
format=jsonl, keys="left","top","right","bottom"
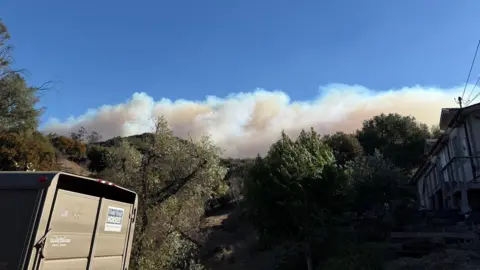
{"left": 40, "top": 189, "right": 99, "bottom": 270}
{"left": 91, "top": 199, "right": 133, "bottom": 269}
{"left": 20, "top": 172, "right": 138, "bottom": 270}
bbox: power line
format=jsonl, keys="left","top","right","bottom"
{"left": 461, "top": 40, "right": 480, "bottom": 101}
{"left": 467, "top": 81, "right": 480, "bottom": 106}
{"left": 465, "top": 75, "right": 480, "bottom": 106}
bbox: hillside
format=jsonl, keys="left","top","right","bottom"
{"left": 50, "top": 132, "right": 262, "bottom": 269}
{"left": 89, "top": 132, "right": 254, "bottom": 178}
{"left": 51, "top": 138, "right": 480, "bottom": 270}
{"left": 57, "top": 156, "right": 91, "bottom": 176}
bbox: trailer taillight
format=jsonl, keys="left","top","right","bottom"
{"left": 97, "top": 179, "right": 116, "bottom": 186}
{"left": 38, "top": 176, "right": 48, "bottom": 183}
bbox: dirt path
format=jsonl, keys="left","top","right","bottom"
{"left": 200, "top": 206, "right": 275, "bottom": 270}
{"left": 58, "top": 158, "right": 91, "bottom": 176}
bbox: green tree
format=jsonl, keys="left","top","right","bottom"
{"left": 50, "top": 135, "right": 86, "bottom": 160}
{"left": 245, "top": 129, "right": 353, "bottom": 270}
{"left": 86, "top": 130, "right": 102, "bottom": 143}
{"left": 349, "top": 151, "right": 409, "bottom": 218}
{"left": 86, "top": 145, "right": 109, "bottom": 172}
{"left": 102, "top": 117, "right": 227, "bottom": 270}
{"left": 70, "top": 126, "right": 87, "bottom": 141}
{"left": 346, "top": 151, "right": 413, "bottom": 244}
{"left": 70, "top": 126, "right": 103, "bottom": 143}
{"left": 0, "top": 131, "right": 58, "bottom": 171}
{"left": 0, "top": 19, "right": 12, "bottom": 76}
{"left": 0, "top": 20, "right": 59, "bottom": 171}
{"left": 430, "top": 125, "right": 443, "bottom": 138}
{"left": 323, "top": 132, "right": 363, "bottom": 165}
{"left": 0, "top": 20, "right": 42, "bottom": 133}
{"left": 217, "top": 158, "right": 254, "bottom": 203}
{"left": 356, "top": 113, "right": 430, "bottom": 173}
{"left": 0, "top": 73, "right": 41, "bottom": 132}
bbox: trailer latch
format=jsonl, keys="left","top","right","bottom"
{"left": 131, "top": 208, "right": 136, "bottom": 223}
{"left": 34, "top": 228, "right": 51, "bottom": 259}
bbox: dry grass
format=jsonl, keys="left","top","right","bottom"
{"left": 58, "top": 158, "right": 91, "bottom": 176}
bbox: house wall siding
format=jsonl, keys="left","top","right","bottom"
{"left": 414, "top": 109, "right": 480, "bottom": 211}
{"left": 466, "top": 115, "right": 480, "bottom": 176}
{"left": 466, "top": 114, "right": 480, "bottom": 155}
{"left": 417, "top": 176, "right": 425, "bottom": 207}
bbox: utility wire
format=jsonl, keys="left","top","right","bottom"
{"left": 461, "top": 40, "right": 480, "bottom": 101}
{"left": 467, "top": 79, "right": 480, "bottom": 106}
{"left": 465, "top": 75, "right": 480, "bottom": 106}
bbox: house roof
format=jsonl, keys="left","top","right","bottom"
{"left": 439, "top": 108, "right": 460, "bottom": 130}
{"left": 424, "top": 139, "right": 438, "bottom": 155}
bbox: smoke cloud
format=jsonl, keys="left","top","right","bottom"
{"left": 43, "top": 83, "right": 466, "bottom": 158}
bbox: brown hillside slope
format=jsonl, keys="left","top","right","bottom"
{"left": 57, "top": 157, "right": 91, "bottom": 176}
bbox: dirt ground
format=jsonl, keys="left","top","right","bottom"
{"left": 386, "top": 248, "right": 480, "bottom": 270}
{"left": 200, "top": 205, "right": 275, "bottom": 270}
{"left": 201, "top": 207, "right": 480, "bottom": 270}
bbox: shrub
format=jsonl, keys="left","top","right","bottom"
{"left": 0, "top": 131, "right": 58, "bottom": 171}
{"left": 50, "top": 135, "right": 86, "bottom": 160}
{"left": 86, "top": 145, "right": 109, "bottom": 172}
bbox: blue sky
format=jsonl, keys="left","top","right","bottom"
{"left": 2, "top": 1, "right": 480, "bottom": 136}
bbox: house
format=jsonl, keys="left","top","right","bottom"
{"left": 412, "top": 102, "right": 480, "bottom": 214}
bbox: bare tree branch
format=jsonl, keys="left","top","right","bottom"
{"left": 36, "top": 80, "right": 61, "bottom": 96}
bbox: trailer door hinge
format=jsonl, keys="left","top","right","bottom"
{"left": 131, "top": 208, "right": 136, "bottom": 223}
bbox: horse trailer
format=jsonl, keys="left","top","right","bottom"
{"left": 0, "top": 172, "right": 138, "bottom": 270}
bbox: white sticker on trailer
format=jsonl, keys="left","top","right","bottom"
{"left": 105, "top": 206, "right": 124, "bottom": 232}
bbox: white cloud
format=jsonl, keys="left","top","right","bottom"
{"left": 43, "top": 83, "right": 466, "bottom": 158}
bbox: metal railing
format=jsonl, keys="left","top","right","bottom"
{"left": 440, "top": 156, "right": 480, "bottom": 194}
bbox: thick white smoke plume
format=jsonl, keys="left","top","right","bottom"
{"left": 44, "top": 83, "right": 466, "bottom": 158}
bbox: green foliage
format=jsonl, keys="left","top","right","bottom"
{"left": 356, "top": 113, "right": 431, "bottom": 173}
{"left": 50, "top": 135, "right": 86, "bottom": 160}
{"left": 323, "top": 132, "right": 363, "bottom": 165}
{"left": 86, "top": 130, "right": 102, "bottom": 143}
{"left": 0, "top": 20, "right": 58, "bottom": 173}
{"left": 86, "top": 145, "right": 109, "bottom": 172}
{"left": 0, "top": 21, "right": 41, "bottom": 132}
{"left": 70, "top": 126, "right": 87, "bottom": 141}
{"left": 0, "top": 73, "right": 41, "bottom": 132}
{"left": 220, "top": 158, "right": 254, "bottom": 180}
{"left": 0, "top": 131, "right": 58, "bottom": 171}
{"left": 348, "top": 150, "right": 409, "bottom": 216}
{"left": 0, "top": 19, "right": 11, "bottom": 73}
{"left": 245, "top": 127, "right": 416, "bottom": 268}
{"left": 101, "top": 117, "right": 227, "bottom": 270}
{"left": 156, "top": 232, "right": 206, "bottom": 270}
{"left": 125, "top": 133, "right": 155, "bottom": 152}
{"left": 218, "top": 158, "right": 254, "bottom": 202}
{"left": 71, "top": 126, "right": 103, "bottom": 143}
{"left": 430, "top": 125, "right": 443, "bottom": 138}
{"left": 245, "top": 129, "right": 352, "bottom": 245}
